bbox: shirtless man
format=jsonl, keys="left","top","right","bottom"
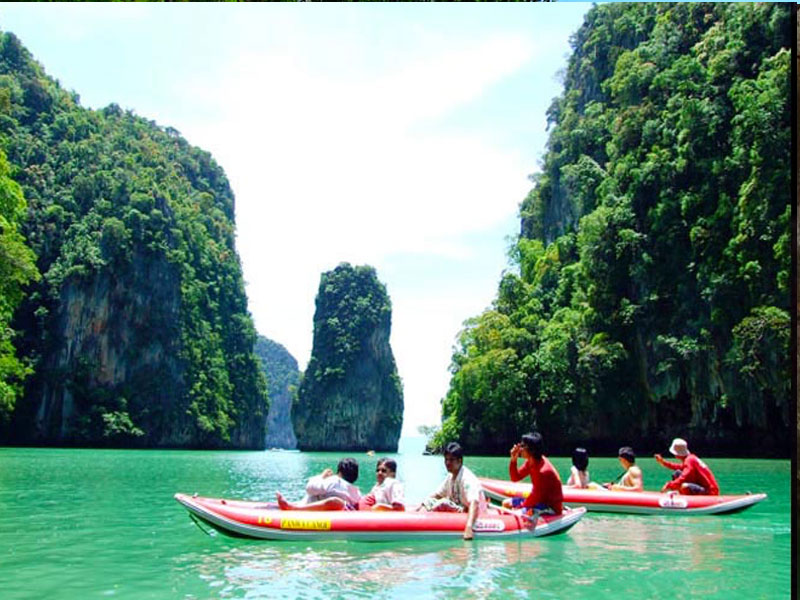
{"left": 605, "top": 446, "right": 644, "bottom": 492}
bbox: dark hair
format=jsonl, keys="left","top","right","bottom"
{"left": 378, "top": 457, "right": 397, "bottom": 475}
{"left": 572, "top": 447, "right": 589, "bottom": 471}
{"left": 522, "top": 432, "right": 544, "bottom": 459}
{"left": 443, "top": 441, "right": 464, "bottom": 460}
{"left": 337, "top": 457, "right": 359, "bottom": 483}
{"left": 618, "top": 447, "right": 636, "bottom": 463}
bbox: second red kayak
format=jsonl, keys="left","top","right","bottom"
{"left": 479, "top": 477, "right": 766, "bottom": 515}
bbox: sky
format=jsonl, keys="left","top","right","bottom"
{"left": 0, "top": 3, "right": 590, "bottom": 437}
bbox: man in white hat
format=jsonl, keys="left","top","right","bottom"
{"left": 654, "top": 438, "right": 719, "bottom": 495}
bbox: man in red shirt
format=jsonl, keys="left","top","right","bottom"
{"left": 655, "top": 437, "right": 719, "bottom": 495}
{"left": 506, "top": 431, "right": 563, "bottom": 517}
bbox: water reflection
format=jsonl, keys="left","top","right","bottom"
{"left": 179, "top": 536, "right": 568, "bottom": 599}
{"left": 569, "top": 514, "right": 728, "bottom": 575}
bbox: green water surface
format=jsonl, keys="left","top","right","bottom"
{"left": 0, "top": 440, "right": 790, "bottom": 599}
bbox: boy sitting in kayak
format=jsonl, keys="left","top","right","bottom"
{"left": 604, "top": 446, "right": 644, "bottom": 492}
{"left": 358, "top": 457, "right": 405, "bottom": 511}
{"left": 276, "top": 457, "right": 361, "bottom": 511}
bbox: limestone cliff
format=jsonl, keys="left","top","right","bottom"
{"left": 255, "top": 336, "right": 299, "bottom": 449}
{"left": 0, "top": 32, "right": 268, "bottom": 448}
{"left": 292, "top": 263, "right": 403, "bottom": 451}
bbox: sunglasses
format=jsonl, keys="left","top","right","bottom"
{"left": 376, "top": 467, "right": 389, "bottom": 473}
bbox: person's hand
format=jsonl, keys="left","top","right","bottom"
{"left": 510, "top": 443, "right": 520, "bottom": 460}
{"left": 321, "top": 468, "right": 334, "bottom": 478}
{"left": 654, "top": 453, "right": 663, "bottom": 464}
{"left": 463, "top": 524, "right": 474, "bottom": 540}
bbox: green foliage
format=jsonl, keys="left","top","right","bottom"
{"left": 723, "top": 306, "right": 790, "bottom": 428}
{"left": 444, "top": 4, "right": 791, "bottom": 456}
{"left": 301, "top": 263, "right": 393, "bottom": 390}
{"left": 255, "top": 336, "right": 300, "bottom": 402}
{"left": 0, "top": 147, "right": 39, "bottom": 420}
{"left": 293, "top": 263, "right": 403, "bottom": 451}
{"left": 255, "top": 335, "right": 300, "bottom": 448}
{"left": 0, "top": 31, "right": 267, "bottom": 447}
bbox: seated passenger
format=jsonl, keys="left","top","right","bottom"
{"left": 417, "top": 441, "right": 486, "bottom": 540}
{"left": 276, "top": 457, "right": 361, "bottom": 511}
{"left": 358, "top": 457, "right": 405, "bottom": 511}
{"left": 655, "top": 438, "right": 719, "bottom": 496}
{"left": 604, "top": 446, "right": 644, "bottom": 492}
{"left": 565, "top": 447, "right": 590, "bottom": 488}
{"left": 502, "top": 431, "right": 563, "bottom": 522}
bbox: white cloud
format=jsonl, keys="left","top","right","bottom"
{"left": 168, "top": 28, "right": 541, "bottom": 436}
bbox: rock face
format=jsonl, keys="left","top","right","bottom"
{"left": 0, "top": 32, "right": 268, "bottom": 448}
{"left": 27, "top": 250, "right": 185, "bottom": 445}
{"left": 292, "top": 263, "right": 403, "bottom": 451}
{"left": 255, "top": 336, "right": 299, "bottom": 449}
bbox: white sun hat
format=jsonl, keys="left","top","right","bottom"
{"left": 669, "top": 438, "right": 689, "bottom": 457}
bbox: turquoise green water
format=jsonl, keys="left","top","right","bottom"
{"left": 0, "top": 440, "right": 790, "bottom": 599}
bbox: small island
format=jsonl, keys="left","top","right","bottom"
{"left": 292, "top": 263, "right": 404, "bottom": 452}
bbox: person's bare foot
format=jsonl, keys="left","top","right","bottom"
{"left": 276, "top": 492, "right": 292, "bottom": 510}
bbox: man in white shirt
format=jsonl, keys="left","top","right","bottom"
{"left": 418, "top": 441, "right": 486, "bottom": 540}
{"left": 277, "top": 457, "right": 361, "bottom": 510}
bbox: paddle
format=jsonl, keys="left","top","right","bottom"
{"left": 603, "top": 470, "right": 626, "bottom": 489}
{"left": 188, "top": 513, "right": 217, "bottom": 537}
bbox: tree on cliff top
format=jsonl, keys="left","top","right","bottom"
{"left": 293, "top": 263, "right": 403, "bottom": 451}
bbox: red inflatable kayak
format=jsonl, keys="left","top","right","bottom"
{"left": 174, "top": 493, "right": 586, "bottom": 541}
{"left": 479, "top": 478, "right": 766, "bottom": 515}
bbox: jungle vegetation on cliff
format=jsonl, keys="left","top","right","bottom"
{"left": 0, "top": 146, "right": 39, "bottom": 419}
{"left": 436, "top": 4, "right": 790, "bottom": 457}
{"left": 0, "top": 32, "right": 268, "bottom": 448}
{"left": 293, "top": 263, "right": 403, "bottom": 452}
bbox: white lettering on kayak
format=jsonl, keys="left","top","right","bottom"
{"left": 658, "top": 495, "right": 688, "bottom": 509}
{"left": 473, "top": 519, "right": 505, "bottom": 532}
